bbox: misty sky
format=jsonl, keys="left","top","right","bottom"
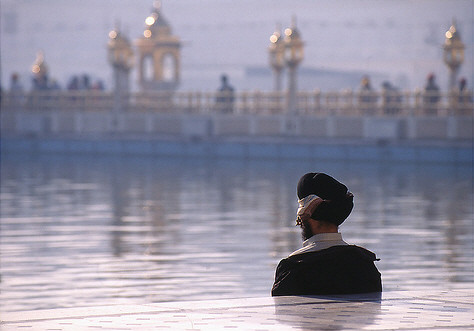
{"left": 1, "top": 0, "right": 473, "bottom": 91}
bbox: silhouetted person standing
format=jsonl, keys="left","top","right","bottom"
{"left": 457, "top": 78, "right": 472, "bottom": 114}
{"left": 423, "top": 73, "right": 440, "bottom": 114}
{"left": 272, "top": 173, "right": 382, "bottom": 296}
{"left": 382, "top": 81, "right": 402, "bottom": 115}
{"left": 216, "top": 74, "right": 235, "bottom": 113}
{"left": 358, "top": 76, "right": 377, "bottom": 115}
{"left": 10, "top": 73, "right": 24, "bottom": 107}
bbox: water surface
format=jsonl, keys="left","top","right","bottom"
{"left": 1, "top": 154, "right": 472, "bottom": 312}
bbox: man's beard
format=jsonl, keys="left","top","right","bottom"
{"left": 301, "top": 219, "right": 314, "bottom": 241}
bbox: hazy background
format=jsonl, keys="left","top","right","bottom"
{"left": 1, "top": 0, "right": 473, "bottom": 92}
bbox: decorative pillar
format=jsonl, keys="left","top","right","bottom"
{"left": 268, "top": 26, "right": 284, "bottom": 92}
{"left": 108, "top": 27, "right": 134, "bottom": 114}
{"left": 283, "top": 17, "right": 304, "bottom": 134}
{"left": 31, "top": 50, "right": 49, "bottom": 90}
{"left": 443, "top": 19, "right": 465, "bottom": 91}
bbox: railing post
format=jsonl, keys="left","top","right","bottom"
{"left": 195, "top": 92, "right": 202, "bottom": 114}
{"left": 312, "top": 89, "right": 321, "bottom": 116}
{"left": 241, "top": 92, "right": 248, "bottom": 114}
{"left": 414, "top": 89, "right": 422, "bottom": 116}
{"left": 341, "top": 89, "right": 353, "bottom": 116}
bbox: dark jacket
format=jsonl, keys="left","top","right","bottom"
{"left": 271, "top": 245, "right": 382, "bottom": 296}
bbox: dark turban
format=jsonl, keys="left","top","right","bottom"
{"left": 296, "top": 173, "right": 354, "bottom": 226}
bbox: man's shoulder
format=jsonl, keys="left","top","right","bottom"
{"left": 273, "top": 246, "right": 382, "bottom": 296}
{"left": 282, "top": 245, "right": 378, "bottom": 264}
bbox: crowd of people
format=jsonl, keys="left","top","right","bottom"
{"left": 358, "top": 74, "right": 472, "bottom": 115}
{"left": 213, "top": 72, "right": 472, "bottom": 115}
{"left": 7, "top": 72, "right": 105, "bottom": 94}
{"left": 66, "top": 75, "right": 105, "bottom": 91}
{"left": 3, "top": 70, "right": 472, "bottom": 115}
{"left": 3, "top": 72, "right": 107, "bottom": 108}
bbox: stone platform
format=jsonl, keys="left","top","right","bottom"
{"left": 1, "top": 289, "right": 473, "bottom": 330}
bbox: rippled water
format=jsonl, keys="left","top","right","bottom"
{"left": 1, "top": 153, "right": 472, "bottom": 312}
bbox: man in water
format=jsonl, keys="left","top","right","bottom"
{"left": 272, "top": 173, "right": 382, "bottom": 296}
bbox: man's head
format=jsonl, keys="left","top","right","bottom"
{"left": 296, "top": 173, "right": 354, "bottom": 239}
{"left": 221, "top": 74, "right": 228, "bottom": 84}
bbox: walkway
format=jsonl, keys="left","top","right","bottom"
{"left": 1, "top": 289, "right": 473, "bottom": 330}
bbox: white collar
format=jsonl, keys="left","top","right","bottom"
{"left": 302, "top": 233, "right": 344, "bottom": 247}
{"left": 290, "top": 232, "right": 348, "bottom": 257}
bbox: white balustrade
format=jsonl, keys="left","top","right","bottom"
{"left": 1, "top": 89, "right": 472, "bottom": 117}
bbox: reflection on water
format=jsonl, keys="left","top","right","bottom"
{"left": 0, "top": 154, "right": 472, "bottom": 312}
{"left": 274, "top": 293, "right": 382, "bottom": 330}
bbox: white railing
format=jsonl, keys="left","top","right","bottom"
{"left": 1, "top": 89, "right": 472, "bottom": 116}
